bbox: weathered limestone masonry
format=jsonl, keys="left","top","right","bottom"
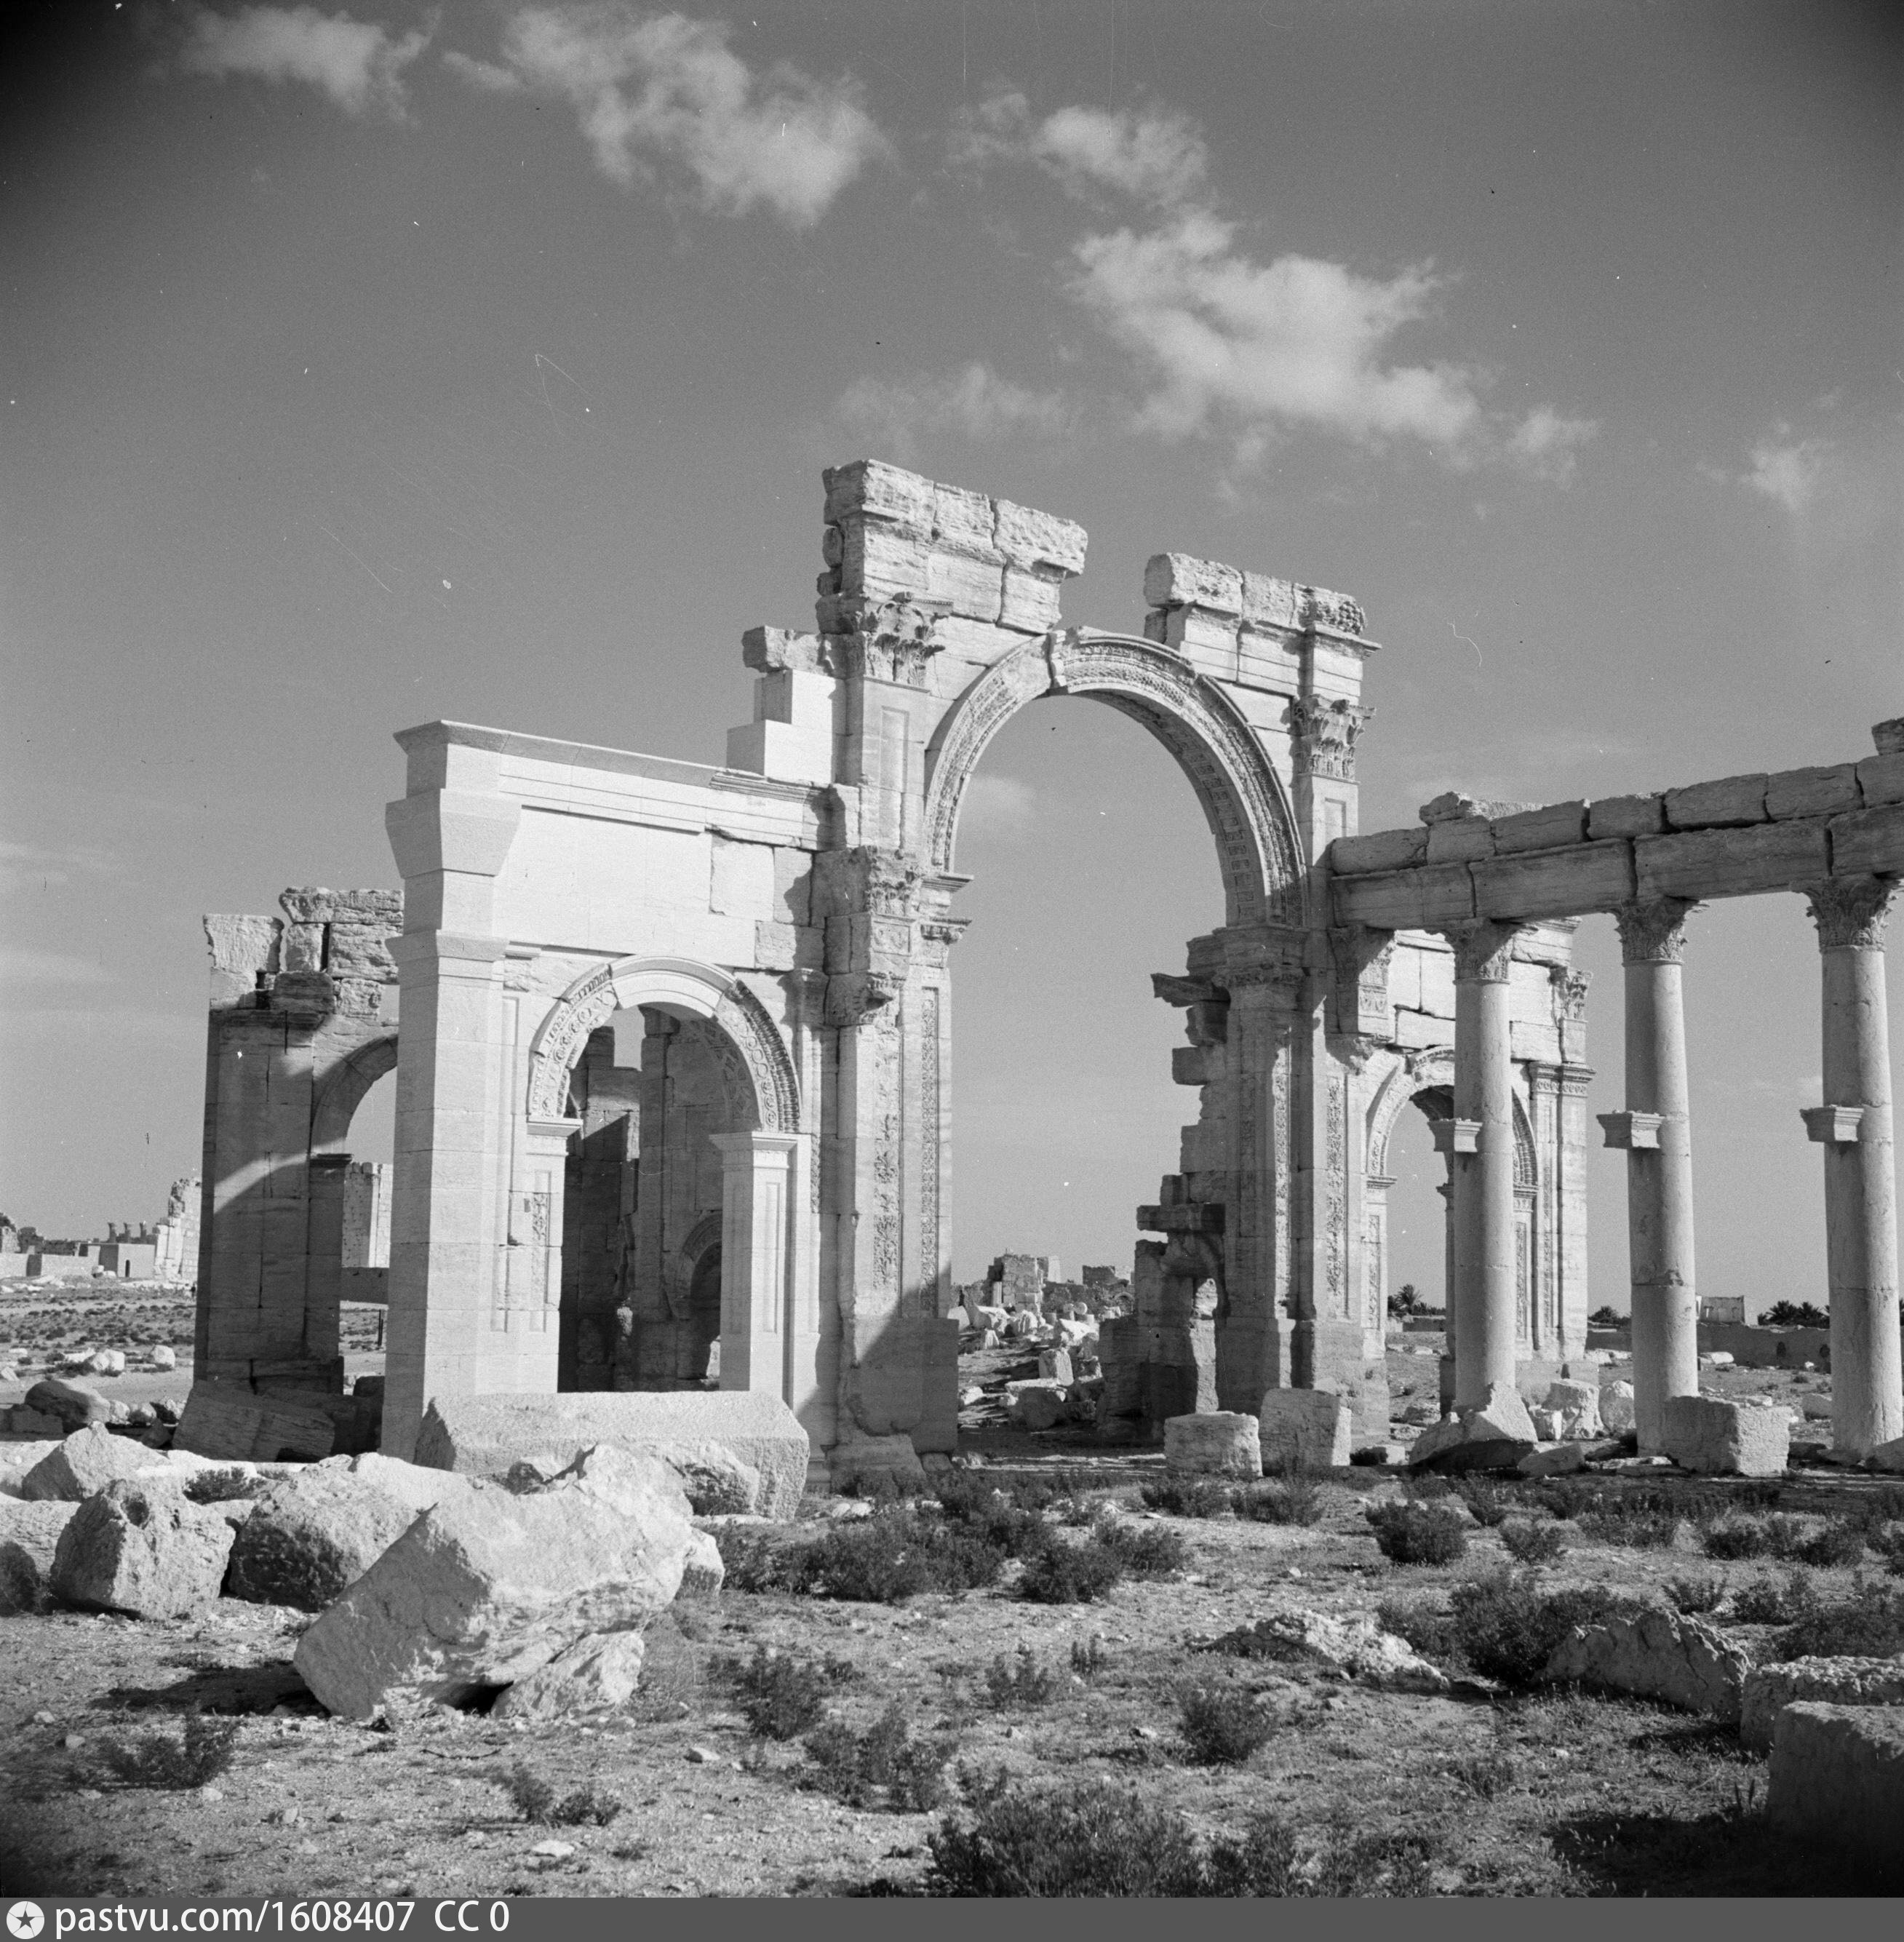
{"left": 189, "top": 458, "right": 1596, "bottom": 1472}
{"left": 1330, "top": 721, "right": 1904, "bottom": 1459}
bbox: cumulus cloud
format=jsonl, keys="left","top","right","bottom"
{"left": 1504, "top": 405, "right": 1601, "bottom": 485}
{"left": 954, "top": 91, "right": 1208, "bottom": 206}
{"left": 1745, "top": 427, "right": 1831, "bottom": 514}
{"left": 177, "top": 4, "right": 430, "bottom": 117}
{"left": 1072, "top": 212, "right": 1483, "bottom": 452}
{"left": 835, "top": 362, "right": 1069, "bottom": 463}
{"left": 463, "top": 6, "right": 885, "bottom": 226}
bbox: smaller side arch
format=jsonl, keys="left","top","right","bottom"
{"left": 310, "top": 1033, "right": 399, "bottom": 1155}
{"left": 527, "top": 955, "right": 799, "bottom": 1134}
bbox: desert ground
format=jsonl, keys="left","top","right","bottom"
{"left": 3, "top": 1282, "right": 1901, "bottom": 1899}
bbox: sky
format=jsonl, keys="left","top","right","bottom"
{"left": 1, "top": 0, "right": 1899, "bottom": 1312}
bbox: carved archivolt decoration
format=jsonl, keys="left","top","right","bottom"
{"left": 1364, "top": 1048, "right": 1537, "bottom": 1190}
{"left": 922, "top": 630, "right": 1304, "bottom": 927}
{"left": 526, "top": 955, "right": 799, "bottom": 1134}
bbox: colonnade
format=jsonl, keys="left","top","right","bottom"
{"left": 1435, "top": 877, "right": 1900, "bottom": 1458}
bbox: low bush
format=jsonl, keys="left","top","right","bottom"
{"left": 1578, "top": 1511, "right": 1680, "bottom": 1550}
{"left": 1094, "top": 1519, "right": 1190, "bottom": 1579}
{"left": 1177, "top": 1681, "right": 1275, "bottom": 1766}
{"left": 713, "top": 1527, "right": 796, "bottom": 1593}
{"left": 722, "top": 1646, "right": 857, "bottom": 1740}
{"left": 792, "top": 1511, "right": 1007, "bottom": 1603}
{"left": 1452, "top": 1479, "right": 1517, "bottom": 1528}
{"left": 497, "top": 1763, "right": 624, "bottom": 1827}
{"left": 1367, "top": 1502, "right": 1468, "bottom": 1566}
{"left": 1665, "top": 1572, "right": 1727, "bottom": 1615}
{"left": 1233, "top": 1477, "right": 1325, "bottom": 1527}
{"left": 1140, "top": 1477, "right": 1233, "bottom": 1519}
{"left": 1069, "top": 1635, "right": 1109, "bottom": 1679}
{"left": 1732, "top": 1570, "right": 1820, "bottom": 1628}
{"left": 1447, "top": 1574, "right": 1620, "bottom": 1687}
{"left": 804, "top": 1705, "right": 955, "bottom": 1812}
{"left": 984, "top": 1647, "right": 1058, "bottom": 1708}
{"left": 923, "top": 1780, "right": 1439, "bottom": 1897}
{"left": 1701, "top": 1519, "right": 1771, "bottom": 1561}
{"left": 1790, "top": 1519, "right": 1867, "bottom": 1569}
{"left": 1775, "top": 1578, "right": 1904, "bottom": 1660}
{"left": 1866, "top": 1524, "right": 1904, "bottom": 1572}
{"left": 100, "top": 1714, "right": 239, "bottom": 1790}
{"left": 1375, "top": 1596, "right": 1454, "bottom": 1662}
{"left": 1019, "top": 1537, "right": 1124, "bottom": 1604}
{"left": 1498, "top": 1519, "right": 1566, "bottom": 1565}
{"left": 934, "top": 1478, "right": 1056, "bottom": 1559}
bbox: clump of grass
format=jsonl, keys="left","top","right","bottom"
{"left": 1140, "top": 1477, "right": 1233, "bottom": 1519}
{"left": 1732, "top": 1569, "right": 1820, "bottom": 1628}
{"left": 1665, "top": 1572, "right": 1727, "bottom": 1615}
{"left": 100, "top": 1714, "right": 239, "bottom": 1790}
{"left": 803, "top": 1704, "right": 954, "bottom": 1811}
{"left": 1019, "top": 1537, "right": 1125, "bottom": 1604}
{"left": 1367, "top": 1501, "right": 1468, "bottom": 1565}
{"left": 1578, "top": 1509, "right": 1680, "bottom": 1550}
{"left": 1093, "top": 1518, "right": 1190, "bottom": 1580}
{"left": 1069, "top": 1636, "right": 1108, "bottom": 1680}
{"left": 1176, "top": 1681, "right": 1275, "bottom": 1766}
{"left": 496, "top": 1763, "right": 624, "bottom": 1827}
{"left": 1452, "top": 1479, "right": 1517, "bottom": 1527}
{"left": 792, "top": 1511, "right": 1008, "bottom": 1603}
{"left": 1498, "top": 1518, "right": 1566, "bottom": 1564}
{"left": 984, "top": 1647, "right": 1058, "bottom": 1708}
{"left": 722, "top": 1646, "right": 858, "bottom": 1740}
{"left": 1446, "top": 1573, "right": 1620, "bottom": 1687}
{"left": 1701, "top": 1519, "right": 1772, "bottom": 1561}
{"left": 1233, "top": 1476, "right": 1324, "bottom": 1526}
{"left": 1790, "top": 1519, "right": 1867, "bottom": 1569}
{"left": 1775, "top": 1577, "right": 1904, "bottom": 1660}
{"left": 713, "top": 1526, "right": 797, "bottom": 1592}
{"left": 1448, "top": 1744, "right": 1519, "bottom": 1799}
{"left": 1865, "top": 1524, "right": 1904, "bottom": 1575}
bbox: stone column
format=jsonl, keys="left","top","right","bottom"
{"left": 1802, "top": 876, "right": 1903, "bottom": 1458}
{"left": 1441, "top": 921, "right": 1523, "bottom": 1406}
{"left": 1598, "top": 899, "right": 1699, "bottom": 1453}
{"left": 710, "top": 1131, "right": 798, "bottom": 1396}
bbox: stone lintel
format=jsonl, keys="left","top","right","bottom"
{"left": 1801, "top": 1105, "right": 1868, "bottom": 1145}
{"left": 1136, "top": 1203, "right": 1226, "bottom": 1235}
{"left": 1599, "top": 1110, "right": 1664, "bottom": 1151}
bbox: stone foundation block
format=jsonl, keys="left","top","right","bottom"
{"left": 0, "top": 1500, "right": 79, "bottom": 1613}
{"left": 19, "top": 1424, "right": 152, "bottom": 1503}
{"left": 1164, "top": 1412, "right": 1262, "bottom": 1481}
{"left": 1660, "top": 1395, "right": 1790, "bottom": 1476}
{"left": 175, "top": 1382, "right": 340, "bottom": 1463}
{"left": 827, "top": 1430, "right": 928, "bottom": 1495}
{"left": 413, "top": 1391, "right": 810, "bottom": 1520}
{"left": 1742, "top": 1657, "right": 1904, "bottom": 1751}
{"left": 1768, "top": 1702, "right": 1904, "bottom": 1865}
{"left": 1257, "top": 1390, "right": 1353, "bottom": 1473}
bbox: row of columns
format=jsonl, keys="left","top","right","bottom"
{"left": 1435, "top": 876, "right": 1900, "bottom": 1459}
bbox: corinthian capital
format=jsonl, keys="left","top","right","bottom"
{"left": 1288, "top": 695, "right": 1374, "bottom": 781}
{"left": 1615, "top": 897, "right": 1697, "bottom": 966}
{"left": 1444, "top": 919, "right": 1521, "bottom": 984}
{"left": 1805, "top": 876, "right": 1897, "bottom": 951}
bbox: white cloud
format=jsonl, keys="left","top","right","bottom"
{"left": 1745, "top": 428, "right": 1830, "bottom": 514}
{"left": 471, "top": 6, "right": 885, "bottom": 227}
{"left": 177, "top": 4, "right": 430, "bottom": 117}
{"left": 1504, "top": 405, "right": 1600, "bottom": 485}
{"left": 441, "top": 50, "right": 523, "bottom": 94}
{"left": 835, "top": 362, "right": 1069, "bottom": 463}
{"left": 953, "top": 92, "right": 1208, "bottom": 206}
{"left": 1072, "top": 212, "right": 1483, "bottom": 452}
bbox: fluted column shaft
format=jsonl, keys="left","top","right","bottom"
{"left": 1444, "top": 923, "right": 1522, "bottom": 1406}
{"left": 1601, "top": 900, "right": 1698, "bottom": 1452}
{"left": 1804, "top": 878, "right": 1903, "bottom": 1458}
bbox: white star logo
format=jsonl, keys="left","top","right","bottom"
{"left": 7, "top": 1907, "right": 46, "bottom": 1941}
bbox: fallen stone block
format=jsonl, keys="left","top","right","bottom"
{"left": 1865, "top": 1434, "right": 1904, "bottom": 1475}
{"left": 490, "top": 1630, "right": 648, "bottom": 1722}
{"left": 1599, "top": 1380, "right": 1637, "bottom": 1433}
{"left": 226, "top": 1468, "right": 424, "bottom": 1612}
{"left": 1217, "top": 1609, "right": 1449, "bottom": 1695}
{"left": 332, "top": 1452, "right": 479, "bottom": 1517}
{"left": 174, "top": 1381, "right": 338, "bottom": 1463}
{"left": 1768, "top": 1702, "right": 1904, "bottom": 1866}
{"left": 944, "top": 1307, "right": 970, "bottom": 1332}
{"left": 23, "top": 1377, "right": 113, "bottom": 1433}
{"left": 292, "top": 1471, "right": 697, "bottom": 1719}
{"left": 0, "top": 1439, "right": 65, "bottom": 1497}
{"left": 1544, "top": 1602, "right": 1750, "bottom": 1722}
{"left": 680, "top": 1527, "right": 725, "bottom": 1598}
{"left": 1517, "top": 1442, "right": 1588, "bottom": 1478}
{"left": 1660, "top": 1395, "right": 1789, "bottom": 1476}
{"left": 51, "top": 1481, "right": 236, "bottom": 1620}
{"left": 1742, "top": 1656, "right": 1904, "bottom": 1751}
{"left": 1410, "top": 1384, "right": 1538, "bottom": 1474}
{"left": 413, "top": 1390, "right": 808, "bottom": 1520}
{"left": 20, "top": 1424, "right": 154, "bottom": 1503}
{"left": 1543, "top": 1380, "right": 1603, "bottom": 1437}
{"left": 1011, "top": 1384, "right": 1067, "bottom": 1432}
{"left": 149, "top": 1346, "right": 178, "bottom": 1371}
{"left": 1037, "top": 1348, "right": 1075, "bottom": 1385}
{"left": 1258, "top": 1389, "right": 1353, "bottom": 1473}
{"left": 1165, "top": 1411, "right": 1263, "bottom": 1481}
{"left": 0, "top": 1500, "right": 80, "bottom": 1613}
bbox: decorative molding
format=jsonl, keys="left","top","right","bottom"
{"left": 1804, "top": 876, "right": 1896, "bottom": 951}
{"left": 1288, "top": 695, "right": 1374, "bottom": 781}
{"left": 1549, "top": 966, "right": 1593, "bottom": 1021}
{"left": 1614, "top": 897, "right": 1696, "bottom": 966}
{"left": 1801, "top": 1104, "right": 1868, "bottom": 1145}
{"left": 922, "top": 631, "right": 1304, "bottom": 928}
{"left": 818, "top": 595, "right": 945, "bottom": 688}
{"left": 1599, "top": 1110, "right": 1663, "bottom": 1151}
{"left": 1429, "top": 1117, "right": 1481, "bottom": 1155}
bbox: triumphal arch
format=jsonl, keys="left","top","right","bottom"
{"left": 190, "top": 458, "right": 1619, "bottom": 1473}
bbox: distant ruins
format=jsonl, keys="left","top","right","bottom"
{"left": 0, "top": 1175, "right": 199, "bottom": 1284}
{"left": 183, "top": 461, "right": 1903, "bottom": 1475}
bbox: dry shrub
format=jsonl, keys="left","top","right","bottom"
{"left": 803, "top": 1704, "right": 955, "bottom": 1812}
{"left": 1019, "top": 1537, "right": 1124, "bottom": 1604}
{"left": 1499, "top": 1519, "right": 1566, "bottom": 1565}
{"left": 1453, "top": 1479, "right": 1517, "bottom": 1527}
{"left": 1367, "top": 1501, "right": 1468, "bottom": 1565}
{"left": 100, "top": 1714, "right": 239, "bottom": 1790}
{"left": 1775, "top": 1578, "right": 1904, "bottom": 1660}
{"left": 1140, "top": 1476, "right": 1233, "bottom": 1519}
{"left": 1093, "top": 1518, "right": 1190, "bottom": 1579}
{"left": 1732, "top": 1570, "right": 1820, "bottom": 1628}
{"left": 1233, "top": 1476, "right": 1325, "bottom": 1527}
{"left": 793, "top": 1511, "right": 1007, "bottom": 1603}
{"left": 1665, "top": 1572, "right": 1727, "bottom": 1615}
{"left": 1176, "top": 1682, "right": 1275, "bottom": 1765}
{"left": 722, "top": 1645, "right": 856, "bottom": 1740}
{"left": 1447, "top": 1574, "right": 1620, "bottom": 1687}
{"left": 497, "top": 1762, "right": 624, "bottom": 1827}
{"left": 984, "top": 1646, "right": 1058, "bottom": 1708}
